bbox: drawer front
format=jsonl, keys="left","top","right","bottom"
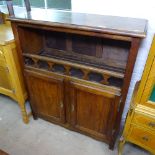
{"left": 133, "top": 113, "right": 155, "bottom": 130}
{"left": 128, "top": 126, "right": 155, "bottom": 151}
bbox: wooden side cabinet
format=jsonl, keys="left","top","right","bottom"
{"left": 0, "top": 21, "right": 28, "bottom": 123}
{"left": 118, "top": 35, "right": 155, "bottom": 155}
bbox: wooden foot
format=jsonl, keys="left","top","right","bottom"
{"left": 19, "top": 102, "right": 29, "bottom": 124}
{"left": 109, "top": 142, "right": 115, "bottom": 150}
{"left": 32, "top": 112, "right": 38, "bottom": 120}
{"left": 118, "top": 136, "right": 126, "bottom": 155}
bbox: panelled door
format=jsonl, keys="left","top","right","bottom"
{"left": 25, "top": 70, "right": 65, "bottom": 123}
{"left": 69, "top": 81, "right": 119, "bottom": 140}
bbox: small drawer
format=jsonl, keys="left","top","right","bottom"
{"left": 128, "top": 126, "right": 155, "bottom": 151}
{"left": 133, "top": 113, "right": 155, "bottom": 130}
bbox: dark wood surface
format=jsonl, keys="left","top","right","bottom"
{"left": 8, "top": 9, "right": 147, "bottom": 38}
{"left": 9, "top": 8, "right": 147, "bottom": 150}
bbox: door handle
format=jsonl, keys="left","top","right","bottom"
{"left": 60, "top": 101, "right": 63, "bottom": 108}
{"left": 148, "top": 122, "right": 155, "bottom": 128}
{"left": 142, "top": 136, "right": 149, "bottom": 142}
{"left": 71, "top": 104, "right": 74, "bottom": 112}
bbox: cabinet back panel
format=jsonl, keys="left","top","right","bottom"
{"left": 72, "top": 34, "right": 98, "bottom": 56}
{"left": 44, "top": 31, "right": 66, "bottom": 51}
{"left": 102, "top": 39, "right": 130, "bottom": 69}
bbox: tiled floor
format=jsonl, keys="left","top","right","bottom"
{"left": 0, "top": 94, "right": 150, "bottom": 155}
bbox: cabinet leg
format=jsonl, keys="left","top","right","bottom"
{"left": 19, "top": 102, "right": 29, "bottom": 124}
{"left": 32, "top": 111, "right": 38, "bottom": 120}
{"left": 118, "top": 136, "right": 126, "bottom": 155}
{"left": 29, "top": 102, "right": 38, "bottom": 120}
{"left": 109, "top": 142, "right": 115, "bottom": 150}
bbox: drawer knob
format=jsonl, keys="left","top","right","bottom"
{"left": 142, "top": 136, "right": 149, "bottom": 142}
{"left": 148, "top": 122, "right": 155, "bottom": 127}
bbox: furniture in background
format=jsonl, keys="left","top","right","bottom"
{"left": 7, "top": 0, "right": 147, "bottom": 149}
{"left": 118, "top": 35, "right": 155, "bottom": 155}
{"left": 0, "top": 13, "right": 29, "bottom": 123}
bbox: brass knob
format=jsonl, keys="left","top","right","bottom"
{"left": 71, "top": 104, "right": 74, "bottom": 112}
{"left": 148, "top": 122, "right": 155, "bottom": 128}
{"left": 142, "top": 136, "right": 149, "bottom": 142}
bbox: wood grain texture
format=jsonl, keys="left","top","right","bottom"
{"left": 25, "top": 70, "right": 65, "bottom": 123}
{"left": 70, "top": 81, "right": 118, "bottom": 139}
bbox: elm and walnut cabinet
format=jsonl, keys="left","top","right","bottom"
{"left": 8, "top": 9, "right": 147, "bottom": 149}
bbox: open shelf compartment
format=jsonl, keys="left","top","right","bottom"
{"left": 18, "top": 26, "right": 131, "bottom": 74}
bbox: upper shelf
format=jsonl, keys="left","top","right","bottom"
{"left": 8, "top": 9, "right": 147, "bottom": 38}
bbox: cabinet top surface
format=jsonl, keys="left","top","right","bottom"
{"left": 9, "top": 9, "right": 147, "bottom": 38}
{"left": 0, "top": 24, "right": 14, "bottom": 45}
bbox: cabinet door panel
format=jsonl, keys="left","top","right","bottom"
{"left": 70, "top": 82, "right": 118, "bottom": 139}
{"left": 0, "top": 66, "right": 12, "bottom": 90}
{"left": 25, "top": 70, "right": 65, "bottom": 123}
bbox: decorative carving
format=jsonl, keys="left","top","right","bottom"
{"left": 23, "top": 55, "right": 123, "bottom": 88}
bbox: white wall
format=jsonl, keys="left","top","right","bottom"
{"left": 72, "top": 0, "right": 155, "bottom": 121}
